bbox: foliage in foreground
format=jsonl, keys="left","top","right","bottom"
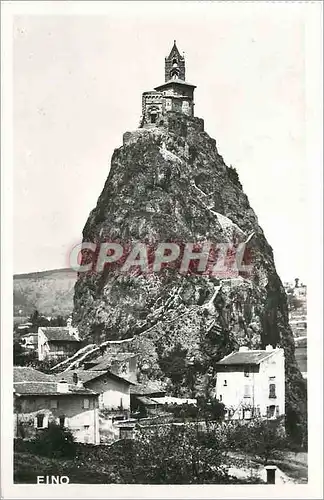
{"left": 15, "top": 417, "right": 300, "bottom": 484}
{"left": 17, "top": 423, "right": 77, "bottom": 459}
{"left": 15, "top": 421, "right": 266, "bottom": 484}
{"left": 224, "top": 416, "right": 288, "bottom": 465}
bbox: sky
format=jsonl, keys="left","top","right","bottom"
{"left": 12, "top": 2, "right": 315, "bottom": 283}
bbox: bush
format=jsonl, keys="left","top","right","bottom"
{"left": 166, "top": 397, "right": 225, "bottom": 423}
{"left": 107, "top": 423, "right": 231, "bottom": 484}
{"left": 33, "top": 422, "right": 76, "bottom": 458}
{"left": 224, "top": 417, "right": 288, "bottom": 464}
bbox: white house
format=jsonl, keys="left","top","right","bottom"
{"left": 54, "top": 369, "right": 136, "bottom": 444}
{"left": 55, "top": 369, "right": 134, "bottom": 413}
{"left": 215, "top": 345, "right": 285, "bottom": 420}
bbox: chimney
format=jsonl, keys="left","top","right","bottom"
{"left": 67, "top": 316, "right": 72, "bottom": 329}
{"left": 239, "top": 346, "right": 249, "bottom": 353}
{"left": 57, "top": 379, "right": 69, "bottom": 393}
{"left": 265, "top": 344, "right": 273, "bottom": 352}
{"left": 265, "top": 465, "right": 277, "bottom": 484}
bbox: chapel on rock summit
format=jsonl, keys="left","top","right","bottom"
{"left": 140, "top": 41, "right": 196, "bottom": 128}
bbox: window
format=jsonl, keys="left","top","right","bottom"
{"left": 244, "top": 385, "right": 251, "bottom": 398}
{"left": 223, "top": 380, "right": 227, "bottom": 387}
{"left": 84, "top": 425, "right": 90, "bottom": 430}
{"left": 59, "top": 416, "right": 65, "bottom": 428}
{"left": 150, "top": 114, "right": 157, "bottom": 124}
{"left": 269, "top": 383, "right": 276, "bottom": 398}
{"left": 83, "top": 398, "right": 90, "bottom": 409}
{"left": 267, "top": 405, "right": 276, "bottom": 418}
{"left": 50, "top": 399, "right": 58, "bottom": 409}
{"left": 36, "top": 414, "right": 44, "bottom": 428}
{"left": 219, "top": 394, "right": 222, "bottom": 401}
{"left": 243, "top": 409, "right": 252, "bottom": 419}
{"left": 244, "top": 367, "right": 250, "bottom": 377}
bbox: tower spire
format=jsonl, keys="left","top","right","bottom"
{"left": 165, "top": 41, "right": 185, "bottom": 82}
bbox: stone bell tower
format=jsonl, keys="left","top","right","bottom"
{"left": 140, "top": 41, "right": 196, "bottom": 128}
{"left": 164, "top": 40, "right": 186, "bottom": 82}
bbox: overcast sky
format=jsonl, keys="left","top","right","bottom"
{"left": 13, "top": 2, "right": 315, "bottom": 282}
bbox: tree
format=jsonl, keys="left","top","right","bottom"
{"left": 110, "top": 423, "right": 232, "bottom": 484}
{"left": 13, "top": 341, "right": 37, "bottom": 366}
{"left": 33, "top": 422, "right": 76, "bottom": 458}
{"left": 29, "top": 309, "right": 40, "bottom": 327}
{"left": 225, "top": 417, "right": 287, "bottom": 465}
{"left": 157, "top": 343, "right": 188, "bottom": 396}
{"left": 166, "top": 397, "right": 225, "bottom": 424}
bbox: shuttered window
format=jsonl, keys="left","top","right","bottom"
{"left": 269, "top": 384, "right": 276, "bottom": 398}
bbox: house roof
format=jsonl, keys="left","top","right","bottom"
{"left": 39, "top": 327, "right": 80, "bottom": 342}
{"left": 14, "top": 366, "right": 56, "bottom": 383}
{"left": 136, "top": 396, "right": 162, "bottom": 406}
{"left": 86, "top": 352, "right": 136, "bottom": 372}
{"left": 55, "top": 369, "right": 135, "bottom": 386}
{"left": 14, "top": 381, "right": 98, "bottom": 396}
{"left": 130, "top": 381, "right": 166, "bottom": 396}
{"left": 14, "top": 366, "right": 97, "bottom": 395}
{"left": 216, "top": 350, "right": 278, "bottom": 366}
{"left": 154, "top": 78, "right": 196, "bottom": 91}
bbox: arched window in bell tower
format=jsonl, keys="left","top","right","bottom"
{"left": 165, "top": 41, "right": 186, "bottom": 82}
{"left": 170, "top": 61, "right": 180, "bottom": 79}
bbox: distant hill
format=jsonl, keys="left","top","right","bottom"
{"left": 13, "top": 268, "right": 77, "bottom": 317}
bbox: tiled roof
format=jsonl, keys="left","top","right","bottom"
{"left": 14, "top": 381, "right": 98, "bottom": 396}
{"left": 55, "top": 369, "right": 135, "bottom": 386}
{"left": 216, "top": 350, "right": 277, "bottom": 366}
{"left": 14, "top": 366, "right": 56, "bottom": 383}
{"left": 40, "top": 327, "right": 80, "bottom": 342}
{"left": 55, "top": 370, "right": 107, "bottom": 384}
{"left": 136, "top": 396, "right": 162, "bottom": 406}
{"left": 130, "top": 381, "right": 166, "bottom": 396}
{"left": 155, "top": 78, "right": 196, "bottom": 90}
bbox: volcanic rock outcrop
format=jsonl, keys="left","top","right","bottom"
{"left": 73, "top": 112, "right": 306, "bottom": 438}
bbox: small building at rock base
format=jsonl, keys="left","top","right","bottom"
{"left": 38, "top": 323, "right": 81, "bottom": 361}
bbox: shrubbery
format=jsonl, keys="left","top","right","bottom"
{"left": 166, "top": 396, "right": 225, "bottom": 422}
{"left": 224, "top": 417, "right": 288, "bottom": 464}
{"left": 32, "top": 422, "right": 76, "bottom": 458}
